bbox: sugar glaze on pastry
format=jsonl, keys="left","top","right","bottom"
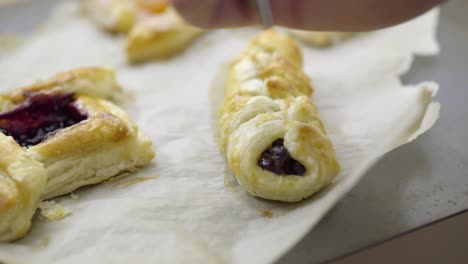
{"left": 0, "top": 67, "right": 155, "bottom": 241}
{"left": 221, "top": 30, "right": 340, "bottom": 202}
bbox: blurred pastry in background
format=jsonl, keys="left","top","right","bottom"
{"left": 82, "top": 0, "right": 137, "bottom": 34}
{"left": 82, "top": 0, "right": 203, "bottom": 62}
{"left": 125, "top": 7, "right": 203, "bottom": 63}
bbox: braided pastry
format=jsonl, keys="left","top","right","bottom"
{"left": 220, "top": 30, "right": 340, "bottom": 202}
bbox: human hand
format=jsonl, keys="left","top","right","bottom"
{"left": 171, "top": 0, "right": 444, "bottom": 31}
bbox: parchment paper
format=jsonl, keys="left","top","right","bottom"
{"left": 0, "top": 2, "right": 440, "bottom": 264}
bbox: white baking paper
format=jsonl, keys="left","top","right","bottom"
{"left": 0, "top": 1, "right": 440, "bottom": 264}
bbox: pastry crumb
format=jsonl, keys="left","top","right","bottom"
{"left": 224, "top": 169, "right": 239, "bottom": 192}
{"left": 32, "top": 237, "right": 51, "bottom": 250}
{"left": 70, "top": 193, "right": 80, "bottom": 200}
{"left": 257, "top": 209, "right": 274, "bottom": 218}
{"left": 0, "top": 33, "right": 24, "bottom": 50}
{"left": 38, "top": 201, "right": 71, "bottom": 221}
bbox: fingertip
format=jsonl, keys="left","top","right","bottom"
{"left": 171, "top": 0, "right": 212, "bottom": 28}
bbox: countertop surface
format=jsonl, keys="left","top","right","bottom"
{"left": 1, "top": 1, "right": 467, "bottom": 263}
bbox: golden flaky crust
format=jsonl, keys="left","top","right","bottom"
{"left": 221, "top": 29, "right": 340, "bottom": 202}
{"left": 0, "top": 134, "right": 46, "bottom": 242}
{"left": 34, "top": 95, "right": 155, "bottom": 199}
{"left": 7, "top": 67, "right": 122, "bottom": 104}
{"left": 0, "top": 67, "right": 155, "bottom": 240}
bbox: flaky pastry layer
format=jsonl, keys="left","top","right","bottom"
{"left": 33, "top": 95, "right": 154, "bottom": 199}
{"left": 0, "top": 134, "right": 46, "bottom": 242}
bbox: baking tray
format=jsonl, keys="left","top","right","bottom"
{"left": 279, "top": 0, "right": 468, "bottom": 263}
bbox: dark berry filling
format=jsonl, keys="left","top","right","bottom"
{"left": 0, "top": 92, "right": 87, "bottom": 147}
{"left": 258, "top": 139, "right": 306, "bottom": 176}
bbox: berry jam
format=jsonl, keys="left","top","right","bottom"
{"left": 0, "top": 92, "right": 87, "bottom": 148}
{"left": 258, "top": 139, "right": 306, "bottom": 176}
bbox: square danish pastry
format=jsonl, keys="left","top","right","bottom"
{"left": 0, "top": 67, "right": 155, "bottom": 241}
